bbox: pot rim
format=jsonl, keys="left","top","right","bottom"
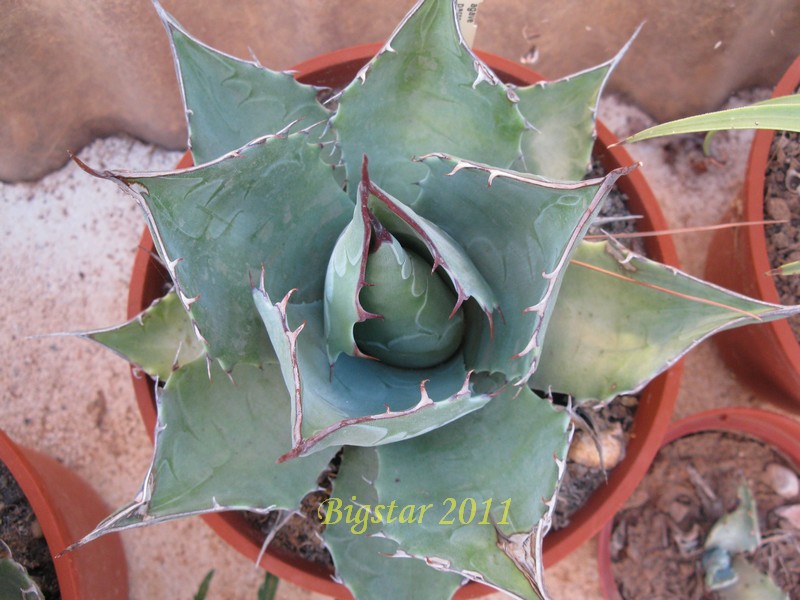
{"left": 746, "top": 56, "right": 800, "bottom": 356}
{"left": 743, "top": 54, "right": 800, "bottom": 306}
{"left": 127, "top": 42, "right": 682, "bottom": 597}
{"left": 702, "top": 53, "right": 800, "bottom": 411}
{"left": 596, "top": 406, "right": 800, "bottom": 600}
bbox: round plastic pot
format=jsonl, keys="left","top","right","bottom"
{"left": 127, "top": 43, "right": 682, "bottom": 597}
{"left": 597, "top": 407, "right": 800, "bottom": 599}
{"left": 0, "top": 429, "right": 128, "bottom": 599}
{"left": 704, "top": 55, "right": 800, "bottom": 412}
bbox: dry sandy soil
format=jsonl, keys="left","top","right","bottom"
{"left": 2, "top": 88, "right": 797, "bottom": 599}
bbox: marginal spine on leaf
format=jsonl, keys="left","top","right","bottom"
{"left": 571, "top": 248, "right": 766, "bottom": 321}
{"left": 70, "top": 151, "right": 218, "bottom": 363}
{"left": 277, "top": 370, "right": 474, "bottom": 463}
{"left": 515, "top": 164, "right": 636, "bottom": 382}
{"left": 257, "top": 269, "right": 306, "bottom": 448}
{"left": 355, "top": 156, "right": 384, "bottom": 326}
{"left": 430, "top": 152, "right": 638, "bottom": 383}
{"left": 367, "top": 209, "right": 392, "bottom": 251}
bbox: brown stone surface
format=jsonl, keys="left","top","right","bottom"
{"left": 2, "top": 0, "right": 799, "bottom": 182}
{"left": 481, "top": 0, "right": 800, "bottom": 121}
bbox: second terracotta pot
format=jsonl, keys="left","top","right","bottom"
{"left": 126, "top": 43, "right": 682, "bottom": 597}
{"left": 0, "top": 429, "right": 128, "bottom": 600}
{"left": 597, "top": 407, "right": 800, "bottom": 600}
{"left": 704, "top": 55, "right": 800, "bottom": 413}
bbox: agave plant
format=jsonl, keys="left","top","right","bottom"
{"left": 68, "top": 0, "right": 800, "bottom": 598}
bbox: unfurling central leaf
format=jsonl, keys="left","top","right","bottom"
{"left": 355, "top": 233, "right": 464, "bottom": 368}
{"left": 323, "top": 156, "right": 495, "bottom": 369}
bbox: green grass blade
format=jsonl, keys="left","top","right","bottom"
{"left": 193, "top": 570, "right": 214, "bottom": 600}
{"left": 772, "top": 260, "right": 800, "bottom": 276}
{"left": 625, "top": 95, "right": 800, "bottom": 144}
{"left": 256, "top": 572, "right": 280, "bottom": 600}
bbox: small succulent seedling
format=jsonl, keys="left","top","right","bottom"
{"left": 66, "top": 1, "right": 800, "bottom": 598}
{"left": 0, "top": 540, "right": 44, "bottom": 600}
{"left": 770, "top": 260, "right": 800, "bottom": 276}
{"left": 702, "top": 484, "right": 788, "bottom": 599}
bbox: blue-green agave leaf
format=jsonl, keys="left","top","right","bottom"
{"left": 514, "top": 29, "right": 637, "bottom": 180}
{"left": 323, "top": 446, "right": 463, "bottom": 600}
{"left": 252, "top": 288, "right": 493, "bottom": 460}
{"left": 0, "top": 541, "right": 44, "bottom": 600}
{"left": 77, "top": 133, "right": 353, "bottom": 371}
{"left": 330, "top": 385, "right": 570, "bottom": 599}
{"left": 332, "top": 0, "right": 526, "bottom": 205}
{"left": 323, "top": 174, "right": 382, "bottom": 364}
{"left": 154, "top": 1, "right": 330, "bottom": 164}
{"left": 79, "top": 292, "right": 205, "bottom": 381}
{"left": 531, "top": 240, "right": 800, "bottom": 404}
{"left": 415, "top": 154, "right": 637, "bottom": 383}
{"left": 72, "top": 357, "right": 336, "bottom": 545}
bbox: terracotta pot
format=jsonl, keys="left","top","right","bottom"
{"left": 0, "top": 429, "right": 127, "bottom": 599}
{"left": 127, "top": 43, "right": 682, "bottom": 597}
{"left": 597, "top": 407, "right": 800, "bottom": 600}
{"left": 704, "top": 55, "right": 800, "bottom": 413}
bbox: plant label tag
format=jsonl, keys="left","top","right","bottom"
{"left": 457, "top": 1, "right": 484, "bottom": 47}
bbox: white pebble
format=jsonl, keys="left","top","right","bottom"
{"left": 766, "top": 463, "right": 799, "bottom": 498}
{"left": 775, "top": 504, "right": 800, "bottom": 529}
